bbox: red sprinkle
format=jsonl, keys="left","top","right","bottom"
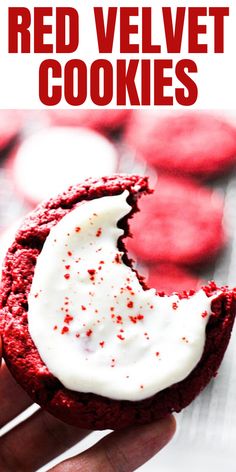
{"left": 75, "top": 227, "right": 81, "bottom": 233}
{"left": 81, "top": 305, "right": 86, "bottom": 311}
{"left": 114, "top": 253, "right": 121, "bottom": 263}
{"left": 34, "top": 293, "right": 39, "bottom": 298}
{"left": 172, "top": 302, "right": 178, "bottom": 310}
{"left": 64, "top": 314, "right": 74, "bottom": 324}
{"left": 156, "top": 352, "right": 160, "bottom": 356}
{"left": 76, "top": 333, "right": 80, "bottom": 338}
{"left": 67, "top": 251, "right": 72, "bottom": 257}
{"left": 53, "top": 325, "right": 58, "bottom": 330}
{"left": 64, "top": 273, "right": 70, "bottom": 280}
{"left": 88, "top": 269, "right": 96, "bottom": 281}
{"left": 129, "top": 314, "right": 144, "bottom": 324}
{"left": 86, "top": 329, "right": 93, "bottom": 337}
{"left": 99, "top": 341, "right": 105, "bottom": 348}
{"left": 117, "top": 334, "right": 125, "bottom": 341}
{"left": 127, "top": 301, "right": 134, "bottom": 309}
{"left": 96, "top": 228, "right": 102, "bottom": 237}
{"left": 201, "top": 310, "right": 208, "bottom": 318}
{"left": 61, "top": 326, "right": 69, "bottom": 335}
{"left": 65, "top": 265, "right": 70, "bottom": 270}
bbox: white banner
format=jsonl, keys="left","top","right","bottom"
{"left": 0, "top": 0, "right": 235, "bottom": 108}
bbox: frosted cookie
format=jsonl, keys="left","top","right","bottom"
{"left": 9, "top": 127, "right": 118, "bottom": 205}
{"left": 124, "top": 111, "right": 236, "bottom": 178}
{"left": 1, "top": 175, "right": 235, "bottom": 430}
{"left": 127, "top": 175, "right": 226, "bottom": 266}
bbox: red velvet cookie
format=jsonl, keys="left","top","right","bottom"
{"left": 127, "top": 175, "right": 226, "bottom": 266}
{"left": 124, "top": 111, "right": 236, "bottom": 178}
{"left": 1, "top": 175, "right": 235, "bottom": 430}
{"left": 48, "top": 109, "right": 130, "bottom": 134}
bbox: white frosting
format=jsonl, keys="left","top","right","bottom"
{"left": 28, "top": 191, "right": 216, "bottom": 401}
{"left": 13, "top": 127, "right": 118, "bottom": 203}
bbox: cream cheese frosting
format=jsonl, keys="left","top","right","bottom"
{"left": 28, "top": 191, "right": 216, "bottom": 401}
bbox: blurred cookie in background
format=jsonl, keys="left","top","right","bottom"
{"left": 144, "top": 263, "right": 201, "bottom": 295}
{"left": 124, "top": 111, "right": 236, "bottom": 179}
{"left": 8, "top": 126, "right": 119, "bottom": 205}
{"left": 48, "top": 109, "right": 131, "bottom": 136}
{"left": 127, "top": 175, "right": 226, "bottom": 266}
